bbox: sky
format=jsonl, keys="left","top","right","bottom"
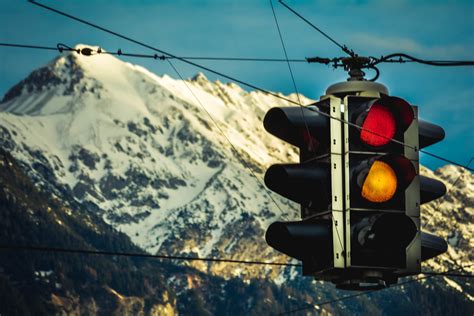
{"left": 0, "top": 0, "right": 473, "bottom": 170}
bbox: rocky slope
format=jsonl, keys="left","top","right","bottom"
{"left": 0, "top": 148, "right": 325, "bottom": 315}
{"left": 0, "top": 46, "right": 307, "bottom": 279}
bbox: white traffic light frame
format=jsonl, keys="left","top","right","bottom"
{"left": 328, "top": 96, "right": 346, "bottom": 268}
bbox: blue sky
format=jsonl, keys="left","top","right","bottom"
{"left": 0, "top": 0, "right": 473, "bottom": 170}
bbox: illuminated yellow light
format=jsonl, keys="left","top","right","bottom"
{"left": 362, "top": 161, "right": 397, "bottom": 203}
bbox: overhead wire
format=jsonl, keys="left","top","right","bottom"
{"left": 165, "top": 58, "right": 286, "bottom": 215}
{"left": 6, "top": 43, "right": 470, "bottom": 66}
{"left": 373, "top": 53, "right": 474, "bottom": 67}
{"left": 0, "top": 41, "right": 288, "bottom": 216}
{"left": 2, "top": 4, "right": 473, "bottom": 310}
{"left": 2, "top": 41, "right": 468, "bottom": 272}
{"left": 269, "top": 0, "right": 310, "bottom": 147}
{"left": 0, "top": 244, "right": 301, "bottom": 267}
{"left": 422, "top": 156, "right": 473, "bottom": 230}
{"left": 277, "top": 0, "right": 356, "bottom": 57}
{"left": 269, "top": 0, "right": 345, "bottom": 254}
{"left": 25, "top": 1, "right": 474, "bottom": 172}
{"left": 1, "top": 244, "right": 472, "bottom": 279}
{"left": 278, "top": 263, "right": 474, "bottom": 315}
{"left": 0, "top": 42, "right": 308, "bottom": 62}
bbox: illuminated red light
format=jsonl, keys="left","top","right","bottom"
{"left": 360, "top": 104, "right": 396, "bottom": 147}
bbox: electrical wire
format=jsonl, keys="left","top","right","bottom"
{"left": 422, "top": 156, "right": 473, "bottom": 230}
{"left": 0, "top": 41, "right": 287, "bottom": 216}
{"left": 3, "top": 43, "right": 469, "bottom": 258}
{"left": 278, "top": 263, "right": 474, "bottom": 315}
{"left": 0, "top": 42, "right": 60, "bottom": 51}
{"left": 373, "top": 53, "right": 474, "bottom": 67}
{"left": 269, "top": 0, "right": 315, "bottom": 153}
{"left": 14, "top": 3, "right": 473, "bottom": 312}
{"left": 2, "top": 42, "right": 471, "bottom": 172}
{"left": 1, "top": 244, "right": 472, "bottom": 278}
{"left": 0, "top": 42, "right": 307, "bottom": 62}
{"left": 0, "top": 43, "right": 472, "bottom": 170}
{"left": 14, "top": 2, "right": 474, "bottom": 172}
{"left": 277, "top": 0, "right": 356, "bottom": 57}
{"left": 3, "top": 45, "right": 467, "bottom": 170}
{"left": 167, "top": 56, "right": 307, "bottom": 62}
{"left": 3, "top": 4, "right": 472, "bottom": 311}
{"left": 165, "top": 58, "right": 286, "bottom": 215}
{"left": 270, "top": 0, "right": 345, "bottom": 254}
{"left": 0, "top": 244, "right": 301, "bottom": 267}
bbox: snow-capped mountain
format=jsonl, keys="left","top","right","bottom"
{"left": 0, "top": 45, "right": 311, "bottom": 277}
{"left": 0, "top": 45, "right": 472, "bottom": 312}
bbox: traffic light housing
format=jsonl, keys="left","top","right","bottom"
{"left": 264, "top": 81, "right": 448, "bottom": 290}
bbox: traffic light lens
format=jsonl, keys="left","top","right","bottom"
{"left": 362, "top": 161, "right": 397, "bottom": 202}
{"left": 360, "top": 104, "right": 396, "bottom": 147}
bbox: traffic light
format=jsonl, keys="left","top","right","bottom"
{"left": 264, "top": 81, "right": 448, "bottom": 290}
{"left": 264, "top": 96, "right": 347, "bottom": 272}
{"left": 339, "top": 94, "right": 448, "bottom": 289}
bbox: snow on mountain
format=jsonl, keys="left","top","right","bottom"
{"left": 0, "top": 45, "right": 312, "bottom": 276}
{"left": 0, "top": 45, "right": 472, "bottom": 287}
{"left": 420, "top": 165, "right": 473, "bottom": 279}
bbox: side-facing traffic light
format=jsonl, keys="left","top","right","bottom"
{"left": 264, "top": 96, "right": 347, "bottom": 271}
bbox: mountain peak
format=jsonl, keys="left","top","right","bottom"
{"left": 0, "top": 44, "right": 158, "bottom": 116}
{"left": 0, "top": 45, "right": 105, "bottom": 111}
{"left": 191, "top": 72, "right": 209, "bottom": 82}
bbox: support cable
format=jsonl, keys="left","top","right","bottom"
{"left": 270, "top": 0, "right": 345, "bottom": 253}
{"left": 373, "top": 53, "right": 474, "bottom": 67}
{"left": 0, "top": 42, "right": 307, "bottom": 62}
{"left": 17, "top": 3, "right": 474, "bottom": 170}
{"left": 422, "top": 156, "right": 473, "bottom": 229}
{"left": 278, "top": 263, "right": 474, "bottom": 315}
{"left": 278, "top": 0, "right": 356, "bottom": 57}
{"left": 4, "top": 43, "right": 470, "bottom": 233}
{"left": 166, "top": 58, "right": 286, "bottom": 215}
{"left": 0, "top": 244, "right": 301, "bottom": 267}
{"left": 1, "top": 244, "right": 472, "bottom": 278}
{"left": 269, "top": 0, "right": 315, "bottom": 152}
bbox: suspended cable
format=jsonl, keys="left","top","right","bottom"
{"left": 167, "top": 56, "right": 307, "bottom": 62}
{"left": 373, "top": 53, "right": 474, "bottom": 67}
{"left": 19, "top": 2, "right": 474, "bottom": 171}
{"left": 278, "top": 263, "right": 474, "bottom": 315}
{"left": 2, "top": 244, "right": 472, "bottom": 278}
{"left": 1, "top": 43, "right": 289, "bottom": 228}
{"left": 0, "top": 42, "right": 307, "bottom": 62}
{"left": 165, "top": 58, "right": 286, "bottom": 215}
{"left": 5, "top": 43, "right": 469, "bottom": 235}
{"left": 277, "top": 0, "right": 356, "bottom": 57}
{"left": 0, "top": 42, "right": 60, "bottom": 51}
{"left": 422, "top": 156, "right": 473, "bottom": 229}
{"left": 269, "top": 0, "right": 314, "bottom": 153}
{"left": 270, "top": 0, "right": 345, "bottom": 254}
{"left": 0, "top": 244, "right": 301, "bottom": 267}
{"left": 421, "top": 272, "right": 473, "bottom": 278}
